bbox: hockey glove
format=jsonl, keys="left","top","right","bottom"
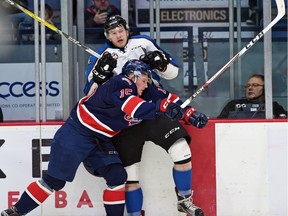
{"left": 156, "top": 98, "right": 184, "bottom": 121}
{"left": 93, "top": 52, "right": 117, "bottom": 84}
{"left": 183, "top": 107, "right": 208, "bottom": 128}
{"left": 140, "top": 50, "right": 171, "bottom": 71}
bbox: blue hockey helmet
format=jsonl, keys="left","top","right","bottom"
{"left": 122, "top": 59, "right": 152, "bottom": 82}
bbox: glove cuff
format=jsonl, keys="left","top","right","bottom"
{"left": 184, "top": 107, "right": 197, "bottom": 122}
{"left": 155, "top": 99, "right": 164, "bottom": 114}
{"left": 157, "top": 66, "right": 167, "bottom": 72}
{"left": 159, "top": 98, "right": 172, "bottom": 112}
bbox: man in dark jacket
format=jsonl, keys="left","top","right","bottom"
{"left": 218, "top": 74, "right": 287, "bottom": 118}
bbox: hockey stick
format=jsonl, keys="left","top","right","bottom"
{"left": 5, "top": 0, "right": 101, "bottom": 58}
{"left": 181, "top": 0, "right": 286, "bottom": 108}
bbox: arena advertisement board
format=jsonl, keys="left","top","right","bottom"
{"left": 215, "top": 121, "right": 288, "bottom": 216}
{"left": 135, "top": 0, "right": 249, "bottom": 27}
{"left": 0, "top": 63, "right": 63, "bottom": 121}
{"left": 0, "top": 124, "right": 184, "bottom": 215}
{"left": 0, "top": 120, "right": 287, "bottom": 215}
{"left": 0, "top": 125, "right": 108, "bottom": 216}
{"left": 136, "top": 0, "right": 249, "bottom": 8}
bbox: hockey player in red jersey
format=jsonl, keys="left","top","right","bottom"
{"left": 113, "top": 60, "right": 207, "bottom": 216}
{"left": 83, "top": 14, "right": 208, "bottom": 216}
{"left": 0, "top": 60, "right": 184, "bottom": 216}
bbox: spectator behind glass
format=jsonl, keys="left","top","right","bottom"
{"left": 21, "top": 4, "right": 58, "bottom": 41}
{"left": 246, "top": 0, "right": 258, "bottom": 25}
{"left": 84, "top": 0, "right": 139, "bottom": 42}
{"left": 217, "top": 74, "right": 287, "bottom": 118}
{"left": 84, "top": 0, "right": 120, "bottom": 41}
{"left": 4, "top": 0, "right": 31, "bottom": 30}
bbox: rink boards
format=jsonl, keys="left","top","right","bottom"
{"left": 0, "top": 119, "right": 287, "bottom": 216}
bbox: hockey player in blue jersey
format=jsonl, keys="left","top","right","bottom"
{"left": 0, "top": 60, "right": 184, "bottom": 216}
{"left": 83, "top": 15, "right": 208, "bottom": 216}
{"left": 84, "top": 15, "right": 178, "bottom": 96}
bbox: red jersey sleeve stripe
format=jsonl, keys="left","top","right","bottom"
{"left": 122, "top": 95, "right": 146, "bottom": 118}
{"left": 168, "top": 93, "right": 180, "bottom": 103}
{"left": 77, "top": 96, "right": 119, "bottom": 137}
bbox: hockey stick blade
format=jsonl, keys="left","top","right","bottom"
{"left": 5, "top": 0, "right": 101, "bottom": 58}
{"left": 181, "top": 0, "right": 286, "bottom": 108}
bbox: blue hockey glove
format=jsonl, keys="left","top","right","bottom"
{"left": 156, "top": 98, "right": 184, "bottom": 121}
{"left": 93, "top": 52, "right": 116, "bottom": 84}
{"left": 140, "top": 50, "right": 171, "bottom": 71}
{"left": 184, "top": 107, "right": 208, "bottom": 128}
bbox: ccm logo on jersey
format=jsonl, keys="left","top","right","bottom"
{"left": 165, "top": 127, "right": 180, "bottom": 139}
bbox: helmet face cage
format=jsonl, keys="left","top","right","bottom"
{"left": 104, "top": 15, "right": 128, "bottom": 37}
{"left": 122, "top": 60, "right": 152, "bottom": 83}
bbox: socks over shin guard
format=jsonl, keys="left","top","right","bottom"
{"left": 125, "top": 188, "right": 143, "bottom": 215}
{"left": 173, "top": 168, "right": 192, "bottom": 196}
{"left": 103, "top": 184, "right": 125, "bottom": 216}
{"left": 15, "top": 181, "right": 53, "bottom": 215}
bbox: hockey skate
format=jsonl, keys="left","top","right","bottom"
{"left": 0, "top": 206, "right": 21, "bottom": 216}
{"left": 177, "top": 194, "right": 204, "bottom": 216}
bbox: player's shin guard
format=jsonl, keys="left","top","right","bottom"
{"left": 125, "top": 188, "right": 143, "bottom": 216}
{"left": 14, "top": 180, "right": 53, "bottom": 215}
{"left": 173, "top": 168, "right": 192, "bottom": 196}
{"left": 103, "top": 184, "right": 125, "bottom": 216}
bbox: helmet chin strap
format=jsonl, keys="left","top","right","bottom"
{"left": 133, "top": 76, "right": 138, "bottom": 83}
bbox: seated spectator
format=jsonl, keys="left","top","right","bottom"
{"left": 84, "top": 0, "right": 139, "bottom": 42}
{"left": 217, "top": 74, "right": 287, "bottom": 119}
{"left": 7, "top": 12, "right": 32, "bottom": 30}
{"left": 6, "top": 3, "right": 58, "bottom": 42}
{"left": 1, "top": 0, "right": 30, "bottom": 40}
{"left": 5, "top": 0, "right": 32, "bottom": 30}
{"left": 85, "top": 0, "right": 120, "bottom": 41}
{"left": 21, "top": 3, "right": 57, "bottom": 41}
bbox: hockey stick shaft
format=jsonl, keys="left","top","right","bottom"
{"left": 5, "top": 0, "right": 101, "bottom": 58}
{"left": 181, "top": 0, "right": 286, "bottom": 108}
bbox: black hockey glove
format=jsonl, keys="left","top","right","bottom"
{"left": 93, "top": 52, "right": 117, "bottom": 84}
{"left": 140, "top": 50, "right": 171, "bottom": 71}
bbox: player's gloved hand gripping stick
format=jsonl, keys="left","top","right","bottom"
{"left": 157, "top": 95, "right": 208, "bottom": 128}
{"left": 183, "top": 107, "right": 208, "bottom": 128}
{"left": 157, "top": 97, "right": 184, "bottom": 121}
{"left": 92, "top": 52, "right": 117, "bottom": 84}
{"left": 140, "top": 50, "right": 171, "bottom": 72}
